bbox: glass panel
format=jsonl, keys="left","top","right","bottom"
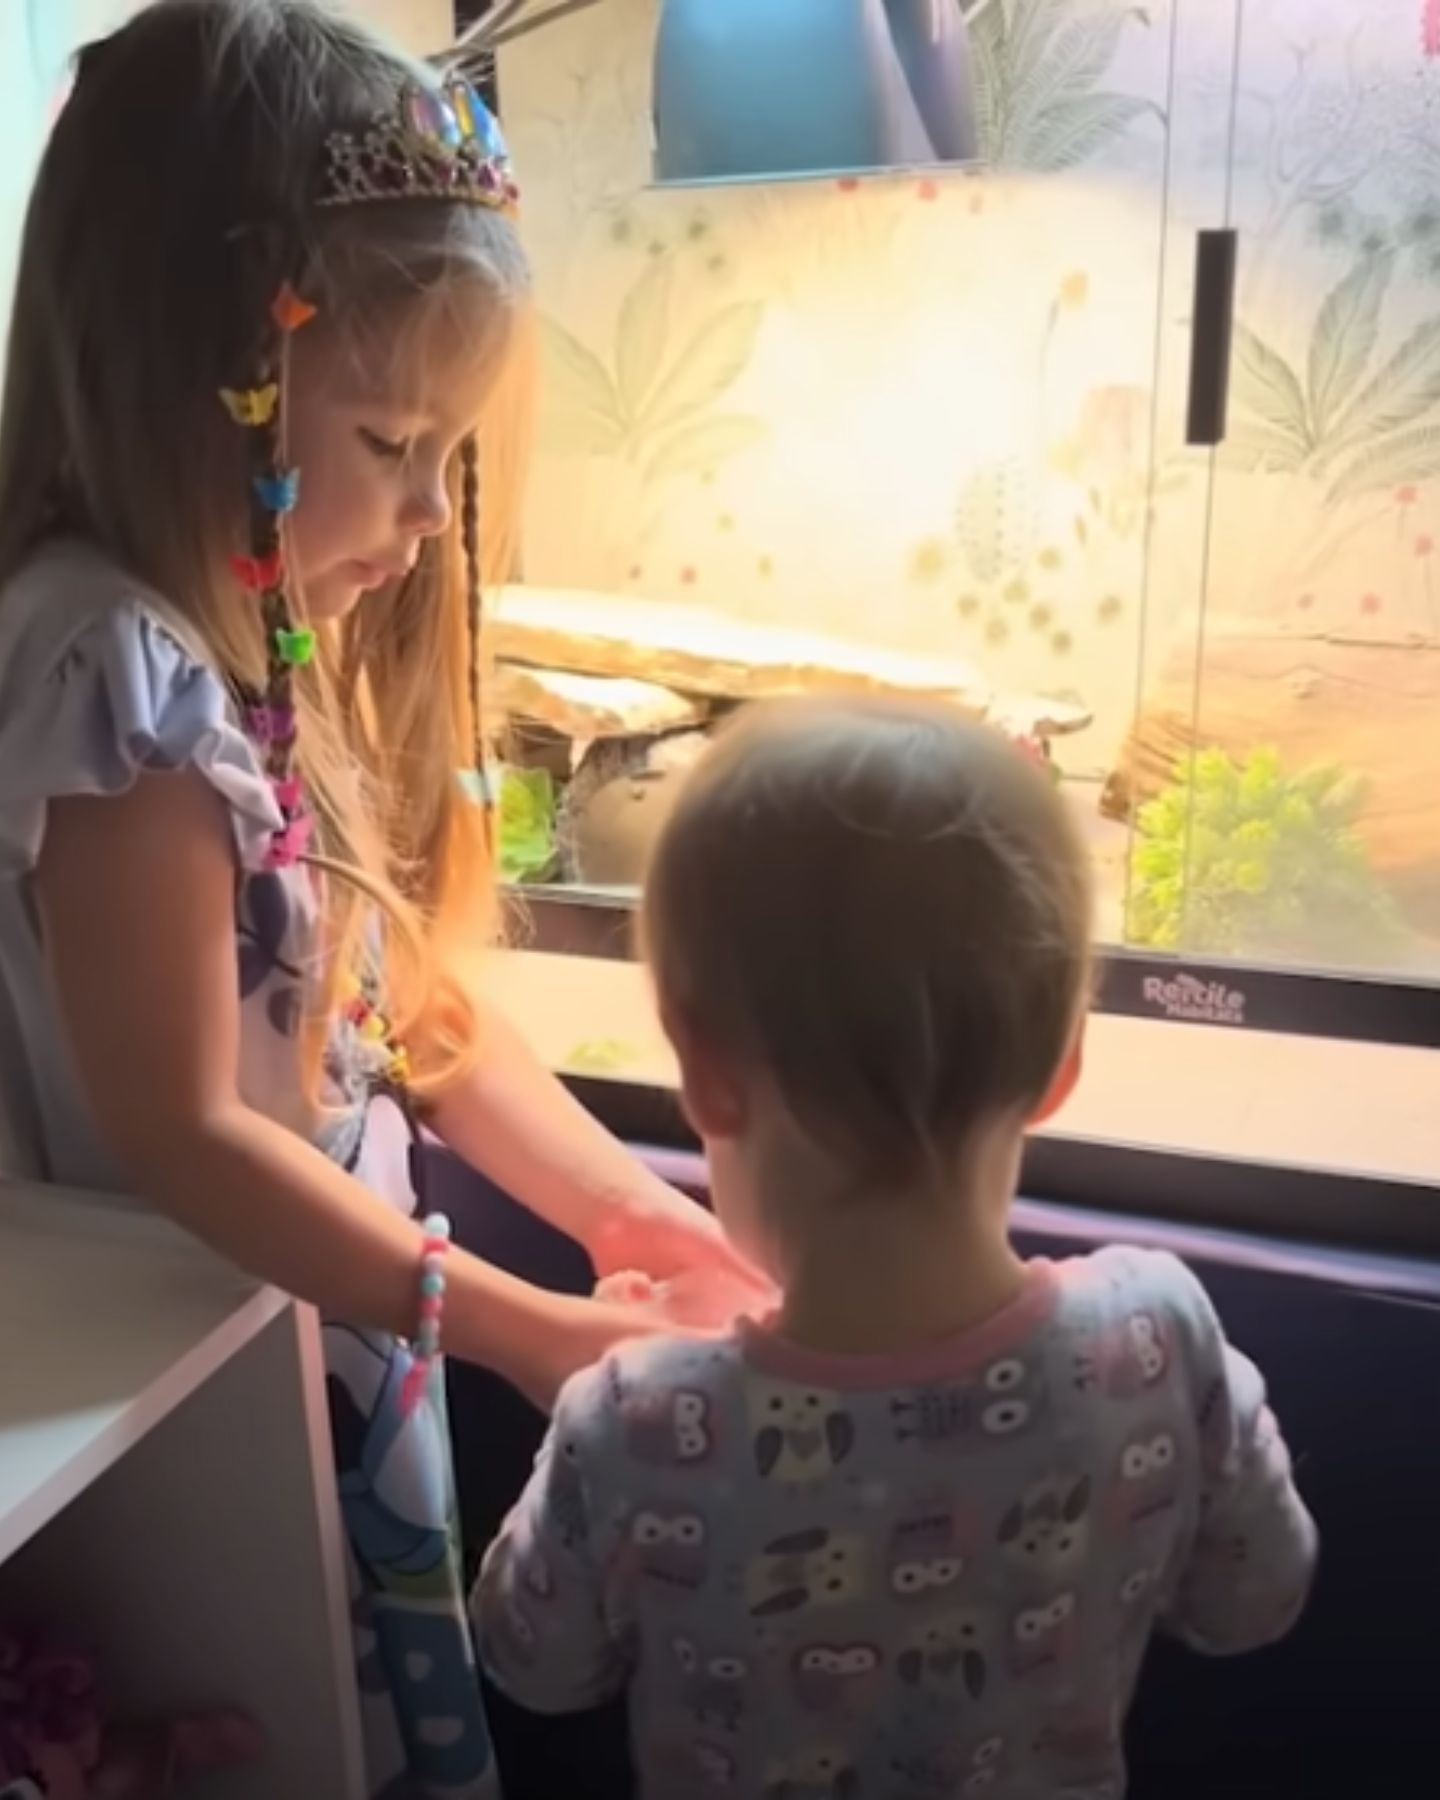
{"left": 487, "top": 947, "right": 1440, "bottom": 1196}
{"left": 1123, "top": 0, "right": 1440, "bottom": 979}
{"left": 493, "top": 0, "right": 1214, "bottom": 956}
{"left": 484, "top": 3, "right": 1440, "bottom": 1188}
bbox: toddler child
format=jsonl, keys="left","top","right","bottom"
{"left": 475, "top": 697, "right": 1317, "bottom": 1799}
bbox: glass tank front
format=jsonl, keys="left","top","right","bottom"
{"left": 488, "top": 0, "right": 1439, "bottom": 999}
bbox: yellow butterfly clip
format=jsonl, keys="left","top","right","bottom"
{"left": 219, "top": 384, "right": 279, "bottom": 427}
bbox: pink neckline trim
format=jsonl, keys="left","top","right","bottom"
{"left": 737, "top": 1258, "right": 1061, "bottom": 1390}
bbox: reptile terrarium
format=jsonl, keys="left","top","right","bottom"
{"left": 486, "top": 0, "right": 1440, "bottom": 980}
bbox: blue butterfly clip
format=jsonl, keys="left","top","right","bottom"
{"left": 254, "top": 469, "right": 301, "bottom": 513}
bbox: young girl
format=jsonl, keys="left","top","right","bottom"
{"left": 0, "top": 3, "right": 762, "bottom": 1794}
{"left": 477, "top": 697, "right": 1319, "bottom": 1800}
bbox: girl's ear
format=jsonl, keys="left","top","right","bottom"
{"left": 659, "top": 999, "right": 748, "bottom": 1140}
{"left": 1029, "top": 1028, "right": 1085, "bottom": 1126}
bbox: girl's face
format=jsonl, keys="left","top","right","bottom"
{"left": 284, "top": 312, "right": 500, "bottom": 620}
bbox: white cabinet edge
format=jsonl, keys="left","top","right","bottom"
{"left": 0, "top": 1179, "right": 291, "bottom": 1564}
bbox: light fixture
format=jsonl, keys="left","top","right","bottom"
{"left": 453, "top": 0, "right": 605, "bottom": 55}
{"left": 652, "top": 0, "right": 980, "bottom": 187}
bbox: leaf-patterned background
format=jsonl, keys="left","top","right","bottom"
{"left": 498, "top": 0, "right": 1440, "bottom": 959}
{"left": 500, "top": 0, "right": 1177, "bottom": 760}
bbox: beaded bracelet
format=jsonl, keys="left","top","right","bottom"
{"left": 400, "top": 1212, "right": 452, "bottom": 1416}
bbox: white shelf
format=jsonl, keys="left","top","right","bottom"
{"left": 0, "top": 1182, "right": 280, "bottom": 1563}
{"left": 0, "top": 1181, "right": 366, "bottom": 1798}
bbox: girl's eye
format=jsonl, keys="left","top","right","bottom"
{"left": 359, "top": 427, "right": 408, "bottom": 461}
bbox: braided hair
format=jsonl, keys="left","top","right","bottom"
{"left": 459, "top": 431, "right": 495, "bottom": 836}
{"left": 226, "top": 282, "right": 316, "bottom": 869}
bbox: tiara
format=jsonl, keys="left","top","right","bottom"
{"left": 316, "top": 79, "right": 519, "bottom": 210}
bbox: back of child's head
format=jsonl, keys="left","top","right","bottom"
{"left": 643, "top": 697, "right": 1093, "bottom": 1189}
{"left": 0, "top": 0, "right": 532, "bottom": 1087}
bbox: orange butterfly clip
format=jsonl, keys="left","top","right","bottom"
{"left": 271, "top": 284, "right": 318, "bottom": 333}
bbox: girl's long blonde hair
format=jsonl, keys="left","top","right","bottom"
{"left": 0, "top": 0, "right": 533, "bottom": 1096}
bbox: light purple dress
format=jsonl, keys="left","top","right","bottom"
{"left": 0, "top": 537, "right": 500, "bottom": 1799}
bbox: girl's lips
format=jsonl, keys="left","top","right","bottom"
{"left": 351, "top": 554, "right": 417, "bottom": 588}
{"left": 350, "top": 561, "right": 401, "bottom": 589}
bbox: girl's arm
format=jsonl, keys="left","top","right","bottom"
{"left": 36, "top": 770, "right": 651, "bottom": 1409}
{"left": 426, "top": 996, "right": 676, "bottom": 1245}
{"left": 425, "top": 999, "right": 771, "bottom": 1303}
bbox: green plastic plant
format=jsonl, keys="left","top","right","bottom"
{"left": 1126, "top": 747, "right": 1400, "bottom": 960}
{"left": 499, "top": 766, "right": 558, "bottom": 885}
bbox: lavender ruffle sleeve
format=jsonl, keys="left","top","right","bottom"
{"left": 0, "top": 599, "right": 281, "bottom": 877}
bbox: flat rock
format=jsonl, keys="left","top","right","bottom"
{"left": 492, "top": 585, "right": 992, "bottom": 713}
{"left": 494, "top": 663, "right": 709, "bottom": 740}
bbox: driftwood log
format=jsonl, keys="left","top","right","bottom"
{"left": 1106, "top": 621, "right": 1440, "bottom": 920}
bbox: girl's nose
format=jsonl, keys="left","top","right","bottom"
{"left": 402, "top": 466, "right": 452, "bottom": 538}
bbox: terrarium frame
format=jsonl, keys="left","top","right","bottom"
{"left": 558, "top": 1061, "right": 1439, "bottom": 1259}
{"left": 510, "top": 893, "right": 1440, "bottom": 1259}
{"left": 512, "top": 884, "right": 1440, "bottom": 1051}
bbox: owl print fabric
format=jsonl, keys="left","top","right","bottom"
{"left": 475, "top": 1248, "right": 1316, "bottom": 1800}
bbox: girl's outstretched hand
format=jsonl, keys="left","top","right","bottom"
{"left": 587, "top": 1182, "right": 776, "bottom": 1325}
{"left": 593, "top": 1266, "right": 774, "bottom": 1333}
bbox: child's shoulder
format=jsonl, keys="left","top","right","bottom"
{"left": 4, "top": 535, "right": 145, "bottom": 622}
{"left": 0, "top": 537, "right": 202, "bottom": 676}
{"left": 569, "top": 1328, "right": 747, "bottom": 1405}
{"left": 1050, "top": 1242, "right": 1223, "bottom": 1348}
{"left": 0, "top": 536, "right": 276, "bottom": 880}
{"left": 553, "top": 1330, "right": 747, "bottom": 1448}
{"left": 1057, "top": 1241, "right": 1208, "bottom": 1301}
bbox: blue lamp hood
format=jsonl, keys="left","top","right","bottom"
{"left": 653, "top": 0, "right": 980, "bottom": 187}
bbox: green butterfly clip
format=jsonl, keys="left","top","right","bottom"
{"left": 274, "top": 626, "right": 317, "bottom": 667}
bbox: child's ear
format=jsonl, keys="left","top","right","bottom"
{"left": 1029, "top": 1028, "right": 1085, "bottom": 1126}
{"left": 660, "top": 1001, "right": 748, "bottom": 1139}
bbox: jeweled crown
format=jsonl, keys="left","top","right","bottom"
{"left": 317, "top": 79, "right": 519, "bottom": 211}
